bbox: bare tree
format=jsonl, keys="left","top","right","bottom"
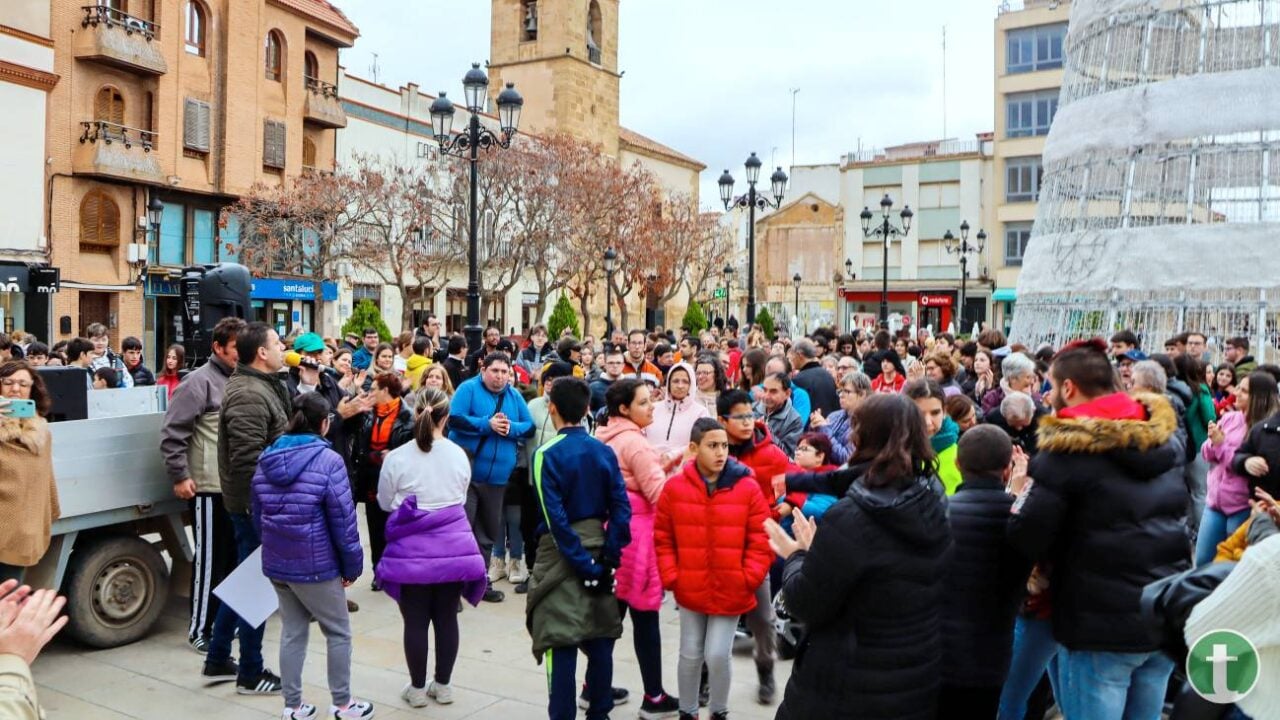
{"left": 225, "top": 171, "right": 375, "bottom": 334}
{"left": 342, "top": 155, "right": 466, "bottom": 329}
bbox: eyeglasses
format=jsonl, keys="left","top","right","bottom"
{"left": 726, "top": 412, "right": 757, "bottom": 422}
{"left": 795, "top": 445, "right": 817, "bottom": 454}
{"left": 1, "top": 379, "right": 33, "bottom": 389}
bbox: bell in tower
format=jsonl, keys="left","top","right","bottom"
{"left": 522, "top": 1, "right": 537, "bottom": 41}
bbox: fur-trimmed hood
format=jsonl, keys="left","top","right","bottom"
{"left": 1037, "top": 392, "right": 1179, "bottom": 478}
{"left": 0, "top": 416, "right": 49, "bottom": 455}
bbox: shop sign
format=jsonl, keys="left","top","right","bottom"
{"left": 919, "top": 293, "right": 953, "bottom": 307}
{"left": 250, "top": 278, "right": 339, "bottom": 302}
{"left": 0, "top": 265, "right": 60, "bottom": 294}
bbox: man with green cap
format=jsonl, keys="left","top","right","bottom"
{"left": 287, "top": 332, "right": 371, "bottom": 464}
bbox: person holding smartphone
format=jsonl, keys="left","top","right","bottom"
{"left": 0, "top": 361, "right": 58, "bottom": 583}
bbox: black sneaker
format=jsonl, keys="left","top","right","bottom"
{"left": 578, "top": 686, "right": 629, "bottom": 710}
{"left": 189, "top": 635, "right": 210, "bottom": 654}
{"left": 679, "top": 714, "right": 698, "bottom": 720}
{"left": 236, "top": 668, "right": 283, "bottom": 695}
{"left": 513, "top": 580, "right": 528, "bottom": 594}
{"left": 711, "top": 712, "right": 730, "bottom": 720}
{"left": 756, "top": 665, "right": 775, "bottom": 705}
{"left": 201, "top": 658, "right": 238, "bottom": 683}
{"left": 482, "top": 585, "right": 505, "bottom": 603}
{"left": 639, "top": 692, "right": 681, "bottom": 719}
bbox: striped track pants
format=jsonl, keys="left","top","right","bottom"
{"left": 188, "top": 493, "right": 235, "bottom": 643}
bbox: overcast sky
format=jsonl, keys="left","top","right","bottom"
{"left": 340, "top": 0, "right": 999, "bottom": 208}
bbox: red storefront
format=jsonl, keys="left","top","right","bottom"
{"left": 841, "top": 289, "right": 955, "bottom": 332}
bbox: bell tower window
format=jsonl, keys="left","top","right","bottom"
{"left": 522, "top": 1, "right": 537, "bottom": 42}
{"left": 587, "top": 0, "right": 602, "bottom": 64}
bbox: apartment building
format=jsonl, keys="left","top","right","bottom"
{"left": 46, "top": 0, "right": 355, "bottom": 363}
{"left": 991, "top": 0, "right": 1070, "bottom": 332}
{"left": 0, "top": 3, "right": 61, "bottom": 340}
{"left": 785, "top": 135, "right": 995, "bottom": 334}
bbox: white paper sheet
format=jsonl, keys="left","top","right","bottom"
{"left": 211, "top": 547, "right": 278, "bottom": 628}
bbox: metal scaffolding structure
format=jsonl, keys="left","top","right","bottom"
{"left": 1012, "top": 0, "right": 1280, "bottom": 358}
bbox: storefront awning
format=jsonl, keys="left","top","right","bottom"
{"left": 992, "top": 288, "right": 1017, "bottom": 302}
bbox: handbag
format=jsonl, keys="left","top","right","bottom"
{"left": 466, "top": 388, "right": 507, "bottom": 462}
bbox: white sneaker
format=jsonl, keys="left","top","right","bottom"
{"left": 508, "top": 557, "right": 529, "bottom": 584}
{"left": 330, "top": 700, "right": 374, "bottom": 719}
{"left": 427, "top": 680, "right": 454, "bottom": 705}
{"left": 282, "top": 705, "right": 317, "bottom": 720}
{"left": 400, "top": 684, "right": 428, "bottom": 708}
{"left": 488, "top": 556, "right": 507, "bottom": 583}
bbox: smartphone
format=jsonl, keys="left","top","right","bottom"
{"left": 2, "top": 399, "right": 36, "bottom": 419}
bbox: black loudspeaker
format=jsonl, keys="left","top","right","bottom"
{"left": 59, "top": 316, "right": 72, "bottom": 335}
{"left": 37, "top": 366, "right": 89, "bottom": 423}
{"left": 180, "top": 263, "right": 251, "bottom": 366}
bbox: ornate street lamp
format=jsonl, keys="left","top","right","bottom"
{"left": 943, "top": 220, "right": 987, "bottom": 332}
{"left": 604, "top": 248, "right": 617, "bottom": 336}
{"left": 431, "top": 63, "right": 523, "bottom": 354}
{"left": 722, "top": 264, "right": 734, "bottom": 328}
{"left": 860, "top": 194, "right": 913, "bottom": 324}
{"left": 720, "top": 153, "right": 786, "bottom": 324}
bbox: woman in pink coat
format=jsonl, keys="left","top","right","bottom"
{"left": 595, "top": 378, "right": 682, "bottom": 716}
{"left": 646, "top": 363, "right": 711, "bottom": 456}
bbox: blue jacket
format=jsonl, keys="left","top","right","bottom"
{"left": 448, "top": 376, "right": 534, "bottom": 485}
{"left": 532, "top": 426, "right": 632, "bottom": 579}
{"left": 351, "top": 346, "right": 373, "bottom": 371}
{"left": 251, "top": 434, "right": 363, "bottom": 584}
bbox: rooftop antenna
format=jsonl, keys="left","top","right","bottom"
{"left": 790, "top": 87, "right": 800, "bottom": 169}
{"left": 369, "top": 52, "right": 381, "bottom": 84}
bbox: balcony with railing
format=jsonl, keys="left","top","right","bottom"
{"left": 843, "top": 139, "right": 986, "bottom": 167}
{"left": 75, "top": 120, "right": 163, "bottom": 183}
{"left": 304, "top": 76, "right": 346, "bottom": 128}
{"left": 75, "top": 5, "right": 167, "bottom": 75}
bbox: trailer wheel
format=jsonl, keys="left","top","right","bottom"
{"left": 63, "top": 535, "right": 170, "bottom": 648}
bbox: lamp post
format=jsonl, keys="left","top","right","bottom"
{"left": 859, "top": 194, "right": 913, "bottom": 324}
{"left": 942, "top": 220, "right": 987, "bottom": 332}
{"left": 430, "top": 63, "right": 523, "bottom": 355}
{"left": 844, "top": 257, "right": 853, "bottom": 280}
{"left": 722, "top": 264, "right": 733, "bottom": 328}
{"left": 645, "top": 273, "right": 658, "bottom": 330}
{"left": 604, "top": 248, "right": 617, "bottom": 337}
{"left": 719, "top": 153, "right": 787, "bottom": 325}
{"left": 792, "top": 272, "right": 802, "bottom": 334}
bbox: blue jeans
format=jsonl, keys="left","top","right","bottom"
{"left": 206, "top": 512, "right": 264, "bottom": 680}
{"left": 998, "top": 615, "right": 1060, "bottom": 720}
{"left": 1054, "top": 647, "right": 1175, "bottom": 720}
{"left": 492, "top": 504, "right": 524, "bottom": 560}
{"left": 1194, "top": 506, "right": 1250, "bottom": 566}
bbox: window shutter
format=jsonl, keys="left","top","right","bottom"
{"left": 183, "top": 98, "right": 211, "bottom": 151}
{"left": 80, "top": 191, "right": 120, "bottom": 247}
{"left": 264, "top": 120, "right": 286, "bottom": 168}
{"left": 80, "top": 194, "right": 101, "bottom": 244}
{"left": 302, "top": 137, "right": 316, "bottom": 167}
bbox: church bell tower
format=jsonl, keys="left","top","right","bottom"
{"left": 488, "top": 0, "right": 621, "bottom": 157}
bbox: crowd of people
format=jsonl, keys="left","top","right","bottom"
{"left": 1, "top": 316, "right": 1278, "bottom": 720}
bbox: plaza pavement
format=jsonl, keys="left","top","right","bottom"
{"left": 33, "top": 517, "right": 793, "bottom": 720}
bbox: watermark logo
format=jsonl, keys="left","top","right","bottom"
{"left": 1187, "top": 629, "right": 1260, "bottom": 704}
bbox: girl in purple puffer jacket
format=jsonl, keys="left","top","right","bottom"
{"left": 252, "top": 392, "right": 373, "bottom": 720}
{"left": 376, "top": 387, "right": 487, "bottom": 709}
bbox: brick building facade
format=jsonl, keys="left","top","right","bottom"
{"left": 45, "top": 0, "right": 355, "bottom": 364}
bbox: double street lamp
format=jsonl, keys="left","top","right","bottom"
{"left": 719, "top": 153, "right": 787, "bottom": 325}
{"left": 430, "top": 63, "right": 524, "bottom": 355}
{"left": 943, "top": 220, "right": 987, "bottom": 333}
{"left": 604, "top": 248, "right": 618, "bottom": 337}
{"left": 860, "top": 194, "right": 913, "bottom": 324}
{"left": 792, "top": 272, "right": 802, "bottom": 333}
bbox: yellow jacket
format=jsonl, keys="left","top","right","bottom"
{"left": 1214, "top": 516, "right": 1254, "bottom": 563}
{"left": 405, "top": 354, "right": 432, "bottom": 391}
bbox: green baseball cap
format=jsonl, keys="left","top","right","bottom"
{"left": 293, "top": 332, "right": 326, "bottom": 353}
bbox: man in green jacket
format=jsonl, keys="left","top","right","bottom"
{"left": 204, "top": 322, "right": 291, "bottom": 695}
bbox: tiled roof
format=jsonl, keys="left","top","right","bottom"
{"left": 270, "top": 0, "right": 359, "bottom": 44}
{"left": 619, "top": 127, "right": 705, "bottom": 170}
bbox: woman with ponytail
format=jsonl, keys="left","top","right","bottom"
{"left": 251, "top": 392, "right": 372, "bottom": 720}
{"left": 375, "top": 387, "right": 487, "bottom": 709}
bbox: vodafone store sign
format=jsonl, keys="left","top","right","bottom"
{"left": 918, "top": 294, "right": 953, "bottom": 307}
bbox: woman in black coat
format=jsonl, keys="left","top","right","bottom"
{"left": 351, "top": 372, "right": 414, "bottom": 580}
{"left": 765, "top": 394, "right": 954, "bottom": 720}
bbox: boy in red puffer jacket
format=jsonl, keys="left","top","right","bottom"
{"left": 655, "top": 417, "right": 773, "bottom": 720}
